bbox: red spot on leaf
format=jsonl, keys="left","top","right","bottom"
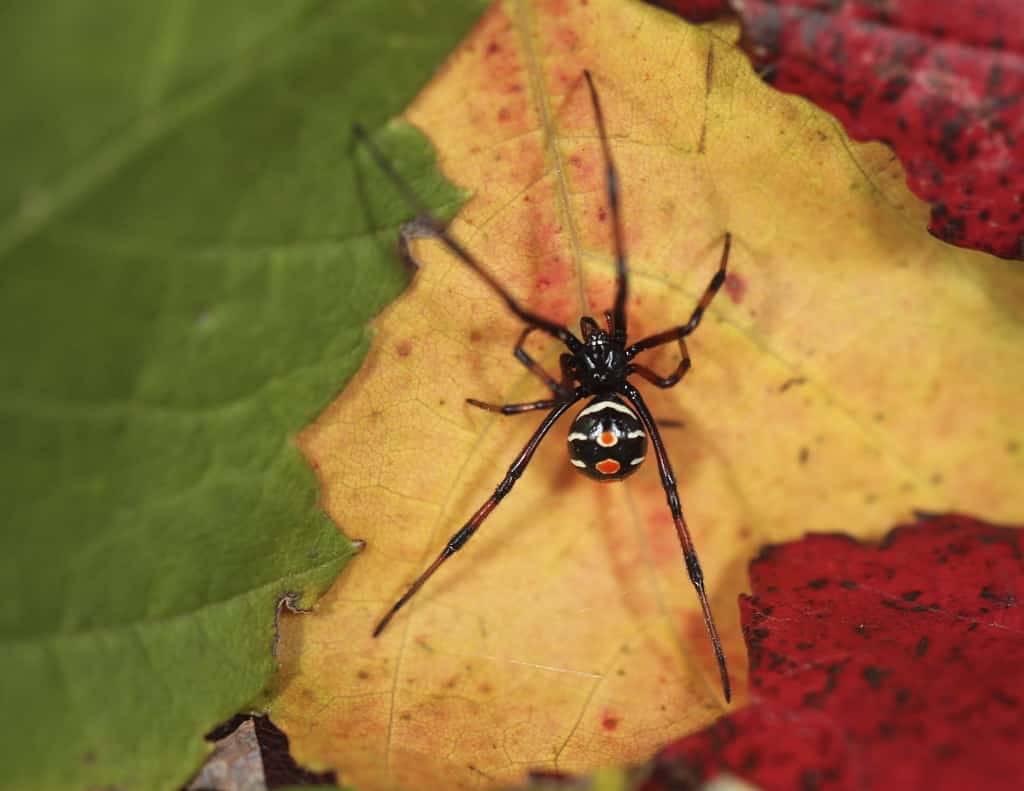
{"left": 602, "top": 712, "right": 620, "bottom": 731}
{"left": 497, "top": 106, "right": 511, "bottom": 122}
{"left": 567, "top": 152, "right": 597, "bottom": 187}
{"left": 395, "top": 341, "right": 412, "bottom": 357}
{"left": 486, "top": 40, "right": 501, "bottom": 56}
{"left": 541, "top": 0, "right": 570, "bottom": 16}
{"left": 557, "top": 26, "right": 580, "bottom": 50}
{"left": 598, "top": 206, "right": 607, "bottom": 221}
{"left": 724, "top": 272, "right": 746, "bottom": 304}
{"left": 641, "top": 514, "right": 1024, "bottom": 791}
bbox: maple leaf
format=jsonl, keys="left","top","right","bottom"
{"left": 268, "top": 1, "right": 1023, "bottom": 790}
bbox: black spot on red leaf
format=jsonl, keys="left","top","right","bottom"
{"left": 861, "top": 665, "right": 890, "bottom": 690}
{"left": 639, "top": 514, "right": 1024, "bottom": 791}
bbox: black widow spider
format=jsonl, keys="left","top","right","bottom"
{"left": 354, "top": 71, "right": 733, "bottom": 702}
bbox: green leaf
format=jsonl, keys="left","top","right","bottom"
{"left": 0, "top": 1, "right": 483, "bottom": 789}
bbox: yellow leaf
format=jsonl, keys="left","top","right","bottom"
{"left": 269, "top": 1, "right": 1024, "bottom": 789}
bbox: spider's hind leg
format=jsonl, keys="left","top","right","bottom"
{"left": 619, "top": 381, "right": 732, "bottom": 702}
{"left": 374, "top": 398, "right": 579, "bottom": 636}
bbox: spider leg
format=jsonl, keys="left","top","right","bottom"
{"left": 353, "top": 125, "right": 582, "bottom": 353}
{"left": 619, "top": 381, "right": 731, "bottom": 702}
{"left": 466, "top": 397, "right": 562, "bottom": 415}
{"left": 513, "top": 327, "right": 574, "bottom": 398}
{"left": 626, "top": 233, "right": 731, "bottom": 359}
{"left": 467, "top": 330, "right": 575, "bottom": 414}
{"left": 627, "top": 337, "right": 692, "bottom": 389}
{"left": 373, "top": 395, "right": 581, "bottom": 636}
{"left": 584, "top": 71, "right": 629, "bottom": 343}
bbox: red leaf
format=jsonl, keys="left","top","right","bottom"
{"left": 662, "top": 0, "right": 1024, "bottom": 260}
{"left": 642, "top": 514, "right": 1024, "bottom": 790}
{"left": 649, "top": 0, "right": 731, "bottom": 23}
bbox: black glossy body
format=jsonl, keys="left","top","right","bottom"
{"left": 568, "top": 394, "right": 647, "bottom": 482}
{"left": 572, "top": 320, "right": 628, "bottom": 391}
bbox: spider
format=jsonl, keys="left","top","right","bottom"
{"left": 354, "top": 71, "right": 733, "bottom": 701}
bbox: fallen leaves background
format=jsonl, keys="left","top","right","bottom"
{"left": 660, "top": 0, "right": 1024, "bottom": 259}
{"left": 4, "top": 0, "right": 1020, "bottom": 788}
{"left": 269, "top": 1, "right": 1023, "bottom": 789}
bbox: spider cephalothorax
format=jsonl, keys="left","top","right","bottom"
{"left": 355, "top": 71, "right": 734, "bottom": 701}
{"left": 573, "top": 316, "right": 628, "bottom": 390}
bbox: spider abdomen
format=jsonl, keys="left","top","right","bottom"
{"left": 567, "top": 395, "right": 647, "bottom": 482}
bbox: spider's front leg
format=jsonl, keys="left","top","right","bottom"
{"left": 353, "top": 124, "right": 583, "bottom": 353}
{"left": 373, "top": 396, "right": 580, "bottom": 636}
{"left": 626, "top": 232, "right": 731, "bottom": 360}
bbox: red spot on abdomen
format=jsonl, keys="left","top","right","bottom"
{"left": 596, "top": 459, "right": 621, "bottom": 475}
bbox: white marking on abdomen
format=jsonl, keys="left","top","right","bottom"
{"left": 570, "top": 459, "right": 587, "bottom": 468}
{"left": 567, "top": 432, "right": 589, "bottom": 442}
{"left": 578, "top": 399, "right": 634, "bottom": 418}
{"left": 625, "top": 430, "right": 645, "bottom": 438}
{"left": 630, "top": 456, "right": 645, "bottom": 466}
